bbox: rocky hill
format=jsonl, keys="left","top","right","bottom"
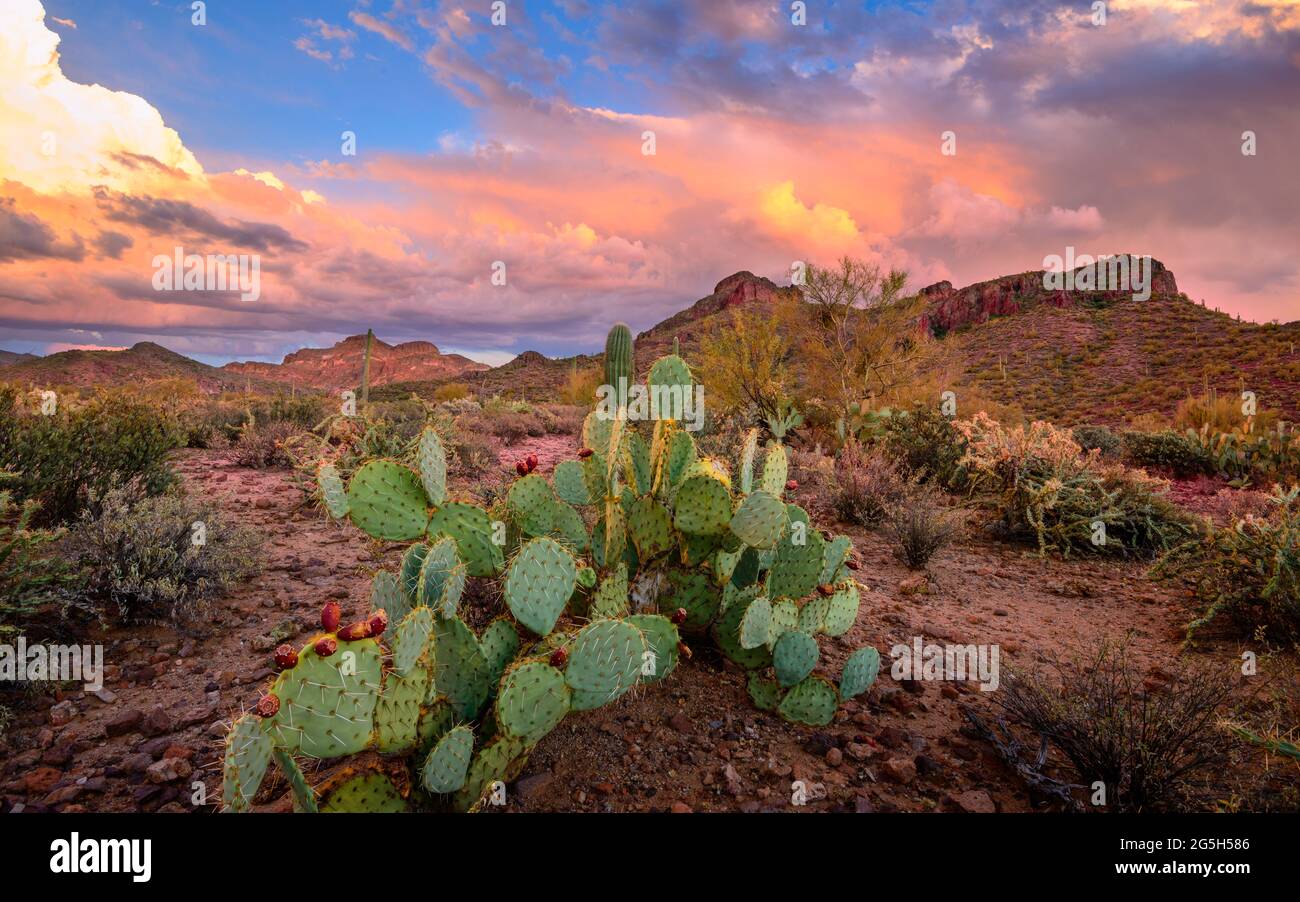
{"left": 222, "top": 334, "right": 487, "bottom": 393}
{"left": 0, "top": 341, "right": 278, "bottom": 394}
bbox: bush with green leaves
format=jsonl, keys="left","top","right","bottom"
{"left": 957, "top": 413, "right": 1194, "bottom": 558}
{"left": 0, "top": 387, "right": 179, "bottom": 525}
{"left": 0, "top": 487, "right": 73, "bottom": 641}
{"left": 1120, "top": 429, "right": 1213, "bottom": 477}
{"left": 831, "top": 440, "right": 914, "bottom": 526}
{"left": 60, "top": 486, "right": 259, "bottom": 627}
{"left": 232, "top": 419, "right": 303, "bottom": 469}
{"left": 1071, "top": 424, "right": 1122, "bottom": 459}
{"left": 1152, "top": 485, "right": 1300, "bottom": 644}
{"left": 881, "top": 402, "right": 968, "bottom": 490}
{"left": 222, "top": 329, "right": 881, "bottom": 813}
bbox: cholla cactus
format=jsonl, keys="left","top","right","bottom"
{"left": 222, "top": 325, "right": 879, "bottom": 813}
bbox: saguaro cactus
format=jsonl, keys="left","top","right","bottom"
{"left": 604, "top": 323, "right": 634, "bottom": 392}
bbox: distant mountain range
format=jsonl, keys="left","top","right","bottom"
{"left": 3, "top": 259, "right": 1297, "bottom": 424}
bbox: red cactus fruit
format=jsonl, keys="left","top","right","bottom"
{"left": 785, "top": 479, "right": 799, "bottom": 491}
{"left": 366, "top": 609, "right": 388, "bottom": 638}
{"left": 515, "top": 460, "right": 529, "bottom": 477}
{"left": 337, "top": 620, "right": 371, "bottom": 641}
{"left": 845, "top": 560, "right": 860, "bottom": 571}
{"left": 255, "top": 693, "right": 280, "bottom": 718}
{"left": 578, "top": 448, "right": 594, "bottom": 459}
{"left": 669, "top": 607, "right": 688, "bottom": 625}
{"left": 817, "top": 584, "right": 834, "bottom": 597}
{"left": 273, "top": 644, "right": 298, "bottom": 669}
{"left": 314, "top": 636, "right": 338, "bottom": 657}
{"left": 321, "top": 601, "right": 341, "bottom": 633}
{"left": 549, "top": 647, "right": 568, "bottom": 668}
{"left": 526, "top": 454, "right": 539, "bottom": 472}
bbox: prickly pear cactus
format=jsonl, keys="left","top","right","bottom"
{"left": 227, "top": 330, "right": 881, "bottom": 814}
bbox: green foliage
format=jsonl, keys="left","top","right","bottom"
{"left": 0, "top": 487, "right": 73, "bottom": 639}
{"left": 881, "top": 402, "right": 968, "bottom": 490}
{"left": 60, "top": 486, "right": 259, "bottom": 626}
{"left": 604, "top": 323, "right": 634, "bottom": 391}
{"left": 1121, "top": 430, "right": 1213, "bottom": 477}
{"left": 0, "top": 387, "right": 179, "bottom": 524}
{"left": 1153, "top": 485, "right": 1300, "bottom": 644}
{"left": 1071, "top": 424, "right": 1122, "bottom": 459}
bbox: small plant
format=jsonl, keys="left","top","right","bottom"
{"left": 232, "top": 419, "right": 303, "bottom": 468}
{"left": 886, "top": 489, "right": 959, "bottom": 569}
{"left": 881, "top": 402, "right": 968, "bottom": 490}
{"left": 990, "top": 639, "right": 1237, "bottom": 811}
{"left": 60, "top": 486, "right": 259, "bottom": 627}
{"left": 1071, "top": 424, "right": 1122, "bottom": 459}
{"left": 831, "top": 440, "right": 913, "bottom": 526}
{"left": 1153, "top": 485, "right": 1300, "bottom": 644}
{"left": 1120, "top": 429, "right": 1212, "bottom": 477}
{"left": 0, "top": 485, "right": 73, "bottom": 640}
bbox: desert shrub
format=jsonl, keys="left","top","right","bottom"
{"left": 1174, "top": 389, "right": 1278, "bottom": 434}
{"left": 248, "top": 394, "right": 328, "bottom": 429}
{"left": 0, "top": 387, "right": 178, "bottom": 525}
{"left": 471, "top": 408, "right": 546, "bottom": 445}
{"left": 1072, "top": 424, "right": 1122, "bottom": 459}
{"left": 559, "top": 365, "right": 603, "bottom": 406}
{"left": 1121, "top": 430, "right": 1213, "bottom": 477}
{"left": 887, "top": 489, "right": 960, "bottom": 569}
{"left": 1152, "top": 485, "right": 1300, "bottom": 644}
{"left": 881, "top": 403, "right": 968, "bottom": 490}
{"left": 60, "top": 486, "right": 259, "bottom": 627}
{"left": 179, "top": 400, "right": 244, "bottom": 449}
{"left": 990, "top": 639, "right": 1236, "bottom": 811}
{"left": 539, "top": 404, "right": 585, "bottom": 435}
{"left": 958, "top": 413, "right": 1193, "bottom": 557}
{"left": 433, "top": 382, "right": 471, "bottom": 402}
{"left": 438, "top": 397, "right": 482, "bottom": 417}
{"left": 0, "top": 488, "right": 74, "bottom": 641}
{"left": 232, "top": 420, "right": 303, "bottom": 468}
{"left": 831, "top": 440, "right": 913, "bottom": 525}
{"left": 450, "top": 430, "right": 498, "bottom": 477}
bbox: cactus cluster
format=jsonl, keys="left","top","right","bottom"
{"left": 223, "top": 325, "right": 879, "bottom": 813}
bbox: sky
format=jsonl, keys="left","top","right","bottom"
{"left": 0, "top": 0, "right": 1297, "bottom": 367}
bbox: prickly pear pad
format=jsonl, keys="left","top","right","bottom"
{"left": 497, "top": 660, "right": 571, "bottom": 744}
{"left": 317, "top": 463, "right": 349, "bottom": 519}
{"left": 391, "top": 606, "right": 434, "bottom": 676}
{"left": 738, "top": 428, "right": 759, "bottom": 495}
{"left": 797, "top": 595, "right": 831, "bottom": 635}
{"left": 454, "top": 734, "right": 527, "bottom": 813}
{"left": 822, "top": 581, "right": 860, "bottom": 637}
{"left": 427, "top": 501, "right": 502, "bottom": 578}
{"left": 373, "top": 665, "right": 427, "bottom": 753}
{"left": 399, "top": 543, "right": 429, "bottom": 600}
{"left": 266, "top": 638, "right": 382, "bottom": 759}
{"left": 553, "top": 459, "right": 591, "bottom": 506}
{"left": 477, "top": 618, "right": 521, "bottom": 686}
{"left": 417, "top": 427, "right": 448, "bottom": 506}
{"left": 272, "top": 748, "right": 318, "bottom": 813}
{"left": 739, "top": 596, "right": 772, "bottom": 650}
{"left": 768, "top": 598, "right": 799, "bottom": 650}
{"left": 430, "top": 615, "right": 491, "bottom": 720}
{"left": 420, "top": 724, "right": 474, "bottom": 794}
{"left": 730, "top": 490, "right": 788, "bottom": 549}
{"left": 768, "top": 513, "right": 826, "bottom": 600}
{"left": 221, "top": 714, "right": 272, "bottom": 812}
{"left": 777, "top": 674, "right": 839, "bottom": 726}
{"left": 347, "top": 460, "right": 430, "bottom": 541}
{"left": 760, "top": 443, "right": 789, "bottom": 498}
{"left": 505, "top": 537, "right": 578, "bottom": 637}
{"left": 674, "top": 470, "right": 733, "bottom": 536}
{"left": 508, "top": 474, "right": 556, "bottom": 537}
{"left": 839, "top": 646, "right": 881, "bottom": 701}
{"left": 668, "top": 569, "right": 721, "bottom": 632}
{"left": 626, "top": 495, "right": 675, "bottom": 561}
{"left": 565, "top": 619, "right": 647, "bottom": 710}
{"left": 371, "top": 569, "right": 409, "bottom": 625}
{"left": 418, "top": 536, "right": 465, "bottom": 615}
{"left": 773, "top": 630, "right": 819, "bottom": 687}
{"left": 712, "top": 592, "right": 774, "bottom": 670}
{"left": 320, "top": 772, "right": 408, "bottom": 813}
{"left": 747, "top": 673, "right": 781, "bottom": 711}
{"left": 590, "top": 562, "right": 629, "bottom": 620}
{"left": 820, "top": 535, "right": 853, "bottom": 584}
{"left": 626, "top": 614, "right": 679, "bottom": 682}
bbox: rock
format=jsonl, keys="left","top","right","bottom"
{"left": 877, "top": 726, "right": 911, "bottom": 750}
{"left": 668, "top": 713, "right": 692, "bottom": 734}
{"left": 669, "top": 801, "right": 692, "bottom": 813}
{"left": 90, "top": 689, "right": 118, "bottom": 704}
{"left": 883, "top": 757, "right": 917, "bottom": 784}
{"left": 163, "top": 745, "right": 195, "bottom": 761}
{"left": 854, "top": 795, "right": 874, "bottom": 813}
{"left": 898, "top": 574, "right": 929, "bottom": 595}
{"left": 953, "top": 789, "right": 996, "bottom": 813}
{"left": 146, "top": 757, "right": 192, "bottom": 784}
{"left": 722, "top": 764, "right": 744, "bottom": 796}
{"left": 845, "top": 742, "right": 871, "bottom": 762}
{"left": 514, "top": 771, "right": 553, "bottom": 803}
{"left": 43, "top": 785, "right": 83, "bottom": 806}
{"left": 40, "top": 745, "right": 74, "bottom": 767}
{"left": 23, "top": 768, "right": 63, "bottom": 794}
{"left": 105, "top": 709, "right": 144, "bottom": 738}
{"left": 825, "top": 747, "right": 843, "bottom": 767}
{"left": 47, "top": 700, "right": 76, "bottom": 727}
{"left": 140, "top": 706, "right": 172, "bottom": 738}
